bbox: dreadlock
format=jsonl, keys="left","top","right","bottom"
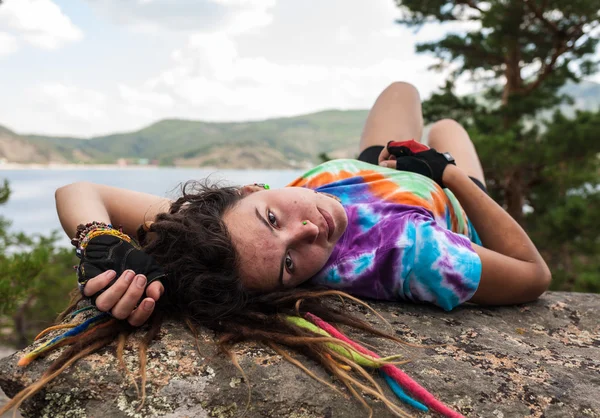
{"left": 1, "top": 180, "right": 463, "bottom": 418}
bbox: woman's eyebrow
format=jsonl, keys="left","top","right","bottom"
{"left": 254, "top": 208, "right": 275, "bottom": 235}
{"left": 254, "top": 208, "right": 285, "bottom": 287}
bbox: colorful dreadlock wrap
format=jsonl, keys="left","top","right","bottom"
{"left": 287, "top": 314, "right": 465, "bottom": 418}
{"left": 18, "top": 312, "right": 114, "bottom": 367}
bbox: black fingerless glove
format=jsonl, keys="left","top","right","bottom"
{"left": 387, "top": 140, "right": 456, "bottom": 188}
{"left": 76, "top": 234, "right": 166, "bottom": 305}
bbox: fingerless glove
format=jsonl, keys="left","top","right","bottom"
{"left": 387, "top": 140, "right": 456, "bottom": 188}
{"left": 76, "top": 234, "right": 166, "bottom": 305}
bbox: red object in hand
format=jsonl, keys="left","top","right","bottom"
{"left": 387, "top": 139, "right": 430, "bottom": 155}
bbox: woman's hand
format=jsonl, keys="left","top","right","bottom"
{"left": 75, "top": 234, "right": 167, "bottom": 326}
{"left": 82, "top": 269, "right": 164, "bottom": 327}
{"left": 377, "top": 140, "right": 456, "bottom": 188}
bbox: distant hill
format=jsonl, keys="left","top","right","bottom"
{"left": 0, "top": 125, "right": 72, "bottom": 164}
{"left": 5, "top": 110, "right": 369, "bottom": 169}
{"left": 1, "top": 80, "right": 598, "bottom": 168}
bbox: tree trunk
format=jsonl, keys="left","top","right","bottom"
{"left": 502, "top": 39, "right": 526, "bottom": 225}
{"left": 502, "top": 42, "right": 523, "bottom": 106}
{"left": 13, "top": 294, "right": 35, "bottom": 349}
{"left": 505, "top": 171, "right": 524, "bottom": 225}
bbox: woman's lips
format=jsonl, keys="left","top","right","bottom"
{"left": 318, "top": 207, "right": 335, "bottom": 241}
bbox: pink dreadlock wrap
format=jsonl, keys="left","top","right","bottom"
{"left": 304, "top": 313, "right": 464, "bottom": 418}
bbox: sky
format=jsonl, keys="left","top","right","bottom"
{"left": 1, "top": 0, "right": 598, "bottom": 138}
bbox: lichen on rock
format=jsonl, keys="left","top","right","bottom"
{"left": 1, "top": 292, "right": 599, "bottom": 417}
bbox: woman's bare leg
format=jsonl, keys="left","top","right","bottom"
{"left": 359, "top": 82, "right": 424, "bottom": 154}
{"left": 427, "top": 119, "right": 486, "bottom": 184}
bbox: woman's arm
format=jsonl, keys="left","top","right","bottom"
{"left": 442, "top": 165, "right": 551, "bottom": 305}
{"left": 55, "top": 181, "right": 172, "bottom": 326}
{"left": 55, "top": 181, "right": 172, "bottom": 239}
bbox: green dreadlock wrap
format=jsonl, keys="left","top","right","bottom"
{"left": 285, "top": 316, "right": 402, "bottom": 368}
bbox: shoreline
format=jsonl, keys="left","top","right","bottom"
{"left": 0, "top": 163, "right": 165, "bottom": 170}
{"left": 0, "top": 162, "right": 309, "bottom": 171}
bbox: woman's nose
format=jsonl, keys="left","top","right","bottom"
{"left": 290, "top": 220, "right": 319, "bottom": 244}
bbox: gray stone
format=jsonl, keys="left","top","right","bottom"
{"left": 1, "top": 292, "right": 599, "bottom": 417}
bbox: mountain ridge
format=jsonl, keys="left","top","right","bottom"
{"left": 1, "top": 81, "right": 599, "bottom": 169}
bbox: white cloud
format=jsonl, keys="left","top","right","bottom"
{"left": 0, "top": 32, "right": 18, "bottom": 56}
{"left": 19, "top": 83, "right": 109, "bottom": 136}
{"left": 2, "top": 0, "right": 460, "bottom": 136}
{"left": 40, "top": 83, "right": 107, "bottom": 120}
{"left": 88, "top": 0, "right": 275, "bottom": 35}
{"left": 0, "top": 0, "right": 83, "bottom": 50}
{"left": 13, "top": 29, "right": 442, "bottom": 136}
{"left": 137, "top": 30, "right": 441, "bottom": 123}
{"left": 119, "top": 84, "right": 174, "bottom": 108}
{"left": 336, "top": 26, "right": 354, "bottom": 43}
{"left": 121, "top": 0, "right": 443, "bottom": 124}
{"left": 118, "top": 84, "right": 175, "bottom": 118}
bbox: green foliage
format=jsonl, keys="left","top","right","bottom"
{"left": 397, "top": 0, "right": 599, "bottom": 119}
{"left": 397, "top": 0, "right": 600, "bottom": 292}
{"left": 0, "top": 180, "right": 76, "bottom": 347}
{"left": 396, "top": 0, "right": 599, "bottom": 78}
{"left": 0, "top": 179, "right": 9, "bottom": 203}
{"left": 525, "top": 111, "right": 600, "bottom": 292}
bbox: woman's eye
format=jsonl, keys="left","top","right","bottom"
{"left": 285, "top": 253, "right": 295, "bottom": 273}
{"left": 267, "top": 210, "right": 278, "bottom": 227}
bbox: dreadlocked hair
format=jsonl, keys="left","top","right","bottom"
{"left": 139, "top": 180, "right": 248, "bottom": 319}
{"left": 1, "top": 180, "right": 462, "bottom": 418}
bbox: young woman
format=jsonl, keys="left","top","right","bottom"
{"left": 57, "top": 81, "right": 551, "bottom": 326}
{"left": 3, "top": 82, "right": 551, "bottom": 417}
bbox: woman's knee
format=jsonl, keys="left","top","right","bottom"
{"left": 384, "top": 81, "right": 421, "bottom": 101}
{"left": 428, "top": 119, "right": 471, "bottom": 146}
{"left": 428, "top": 118, "right": 485, "bottom": 182}
{"left": 359, "top": 81, "right": 424, "bottom": 151}
{"left": 430, "top": 118, "right": 466, "bottom": 134}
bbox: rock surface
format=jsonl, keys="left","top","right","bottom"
{"left": 1, "top": 292, "right": 599, "bottom": 418}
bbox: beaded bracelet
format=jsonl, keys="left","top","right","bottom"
{"left": 71, "top": 221, "right": 134, "bottom": 250}
{"left": 71, "top": 221, "right": 112, "bottom": 248}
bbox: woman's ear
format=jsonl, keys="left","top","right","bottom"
{"left": 239, "top": 185, "right": 263, "bottom": 197}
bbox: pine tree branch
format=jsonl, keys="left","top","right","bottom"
{"left": 523, "top": 42, "right": 568, "bottom": 94}
{"left": 456, "top": 0, "right": 484, "bottom": 14}
{"left": 522, "top": 0, "right": 561, "bottom": 34}
{"left": 419, "top": 35, "right": 505, "bottom": 69}
{"left": 451, "top": 44, "right": 504, "bottom": 66}
{"left": 527, "top": 163, "right": 547, "bottom": 188}
{"left": 523, "top": 23, "right": 585, "bottom": 95}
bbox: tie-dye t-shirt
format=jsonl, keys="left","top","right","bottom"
{"left": 287, "top": 159, "right": 482, "bottom": 311}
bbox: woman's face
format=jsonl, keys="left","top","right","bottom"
{"left": 223, "top": 186, "right": 348, "bottom": 292}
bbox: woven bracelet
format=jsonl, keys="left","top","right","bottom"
{"left": 71, "top": 221, "right": 134, "bottom": 250}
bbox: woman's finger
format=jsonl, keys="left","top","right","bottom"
{"left": 83, "top": 270, "right": 117, "bottom": 297}
{"left": 146, "top": 281, "right": 164, "bottom": 301}
{"left": 127, "top": 298, "right": 155, "bottom": 327}
{"left": 110, "top": 274, "right": 147, "bottom": 319}
{"left": 379, "top": 160, "right": 396, "bottom": 169}
{"left": 94, "top": 270, "right": 136, "bottom": 312}
{"left": 378, "top": 147, "right": 391, "bottom": 163}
